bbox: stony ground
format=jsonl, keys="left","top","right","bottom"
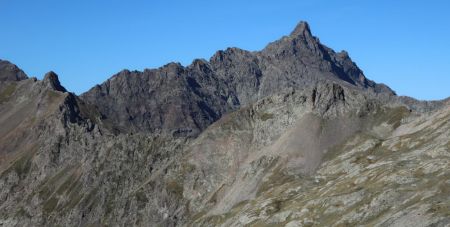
{"left": 191, "top": 106, "right": 450, "bottom": 226}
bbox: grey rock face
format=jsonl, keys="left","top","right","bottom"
{"left": 81, "top": 21, "right": 395, "bottom": 136}
{"left": 81, "top": 64, "right": 235, "bottom": 136}
{"left": 0, "top": 21, "right": 449, "bottom": 227}
{"left": 42, "top": 71, "right": 67, "bottom": 92}
{"left": 0, "top": 60, "right": 28, "bottom": 82}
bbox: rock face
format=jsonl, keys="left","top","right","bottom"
{"left": 81, "top": 22, "right": 394, "bottom": 136}
{"left": 0, "top": 60, "right": 28, "bottom": 82}
{"left": 0, "top": 21, "right": 449, "bottom": 227}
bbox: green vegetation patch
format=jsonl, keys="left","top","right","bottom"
{"left": 135, "top": 190, "right": 149, "bottom": 204}
{"left": 15, "top": 207, "right": 32, "bottom": 218}
{"left": 46, "top": 90, "right": 62, "bottom": 100}
{"left": 181, "top": 162, "right": 196, "bottom": 176}
{"left": 65, "top": 181, "right": 84, "bottom": 209}
{"left": 257, "top": 165, "right": 295, "bottom": 196}
{"left": 0, "top": 83, "right": 17, "bottom": 103}
{"left": 43, "top": 197, "right": 59, "bottom": 213}
{"left": 12, "top": 152, "right": 33, "bottom": 177}
{"left": 260, "top": 112, "right": 274, "bottom": 121}
{"left": 56, "top": 171, "right": 81, "bottom": 196}
{"left": 369, "top": 106, "right": 410, "bottom": 129}
{"left": 38, "top": 167, "right": 72, "bottom": 199}
{"left": 166, "top": 180, "right": 184, "bottom": 197}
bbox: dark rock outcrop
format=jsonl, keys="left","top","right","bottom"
{"left": 43, "top": 71, "right": 67, "bottom": 92}
{"left": 0, "top": 60, "right": 28, "bottom": 82}
{"left": 81, "top": 21, "right": 395, "bottom": 136}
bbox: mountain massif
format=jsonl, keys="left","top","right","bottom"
{"left": 0, "top": 22, "right": 449, "bottom": 226}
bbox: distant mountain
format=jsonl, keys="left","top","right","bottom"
{"left": 0, "top": 21, "right": 449, "bottom": 227}
{"left": 81, "top": 22, "right": 394, "bottom": 136}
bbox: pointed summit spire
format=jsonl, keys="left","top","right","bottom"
{"left": 290, "top": 21, "right": 312, "bottom": 38}
{"left": 43, "top": 71, "right": 67, "bottom": 92}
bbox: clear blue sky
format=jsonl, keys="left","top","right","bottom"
{"left": 1, "top": 0, "right": 449, "bottom": 100}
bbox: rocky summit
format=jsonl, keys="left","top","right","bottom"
{"left": 0, "top": 22, "right": 449, "bottom": 226}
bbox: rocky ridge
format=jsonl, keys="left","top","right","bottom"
{"left": 0, "top": 22, "right": 449, "bottom": 226}
{"left": 80, "top": 22, "right": 395, "bottom": 136}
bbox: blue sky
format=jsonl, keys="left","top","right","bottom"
{"left": 1, "top": 0, "right": 449, "bottom": 100}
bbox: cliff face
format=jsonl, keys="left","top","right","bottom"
{"left": 0, "top": 22, "right": 449, "bottom": 227}
{"left": 80, "top": 22, "right": 394, "bottom": 136}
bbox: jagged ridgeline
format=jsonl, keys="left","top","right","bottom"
{"left": 0, "top": 22, "right": 449, "bottom": 226}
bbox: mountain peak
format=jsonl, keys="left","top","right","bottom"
{"left": 0, "top": 59, "right": 28, "bottom": 81}
{"left": 290, "top": 21, "right": 312, "bottom": 38}
{"left": 43, "top": 71, "right": 67, "bottom": 92}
